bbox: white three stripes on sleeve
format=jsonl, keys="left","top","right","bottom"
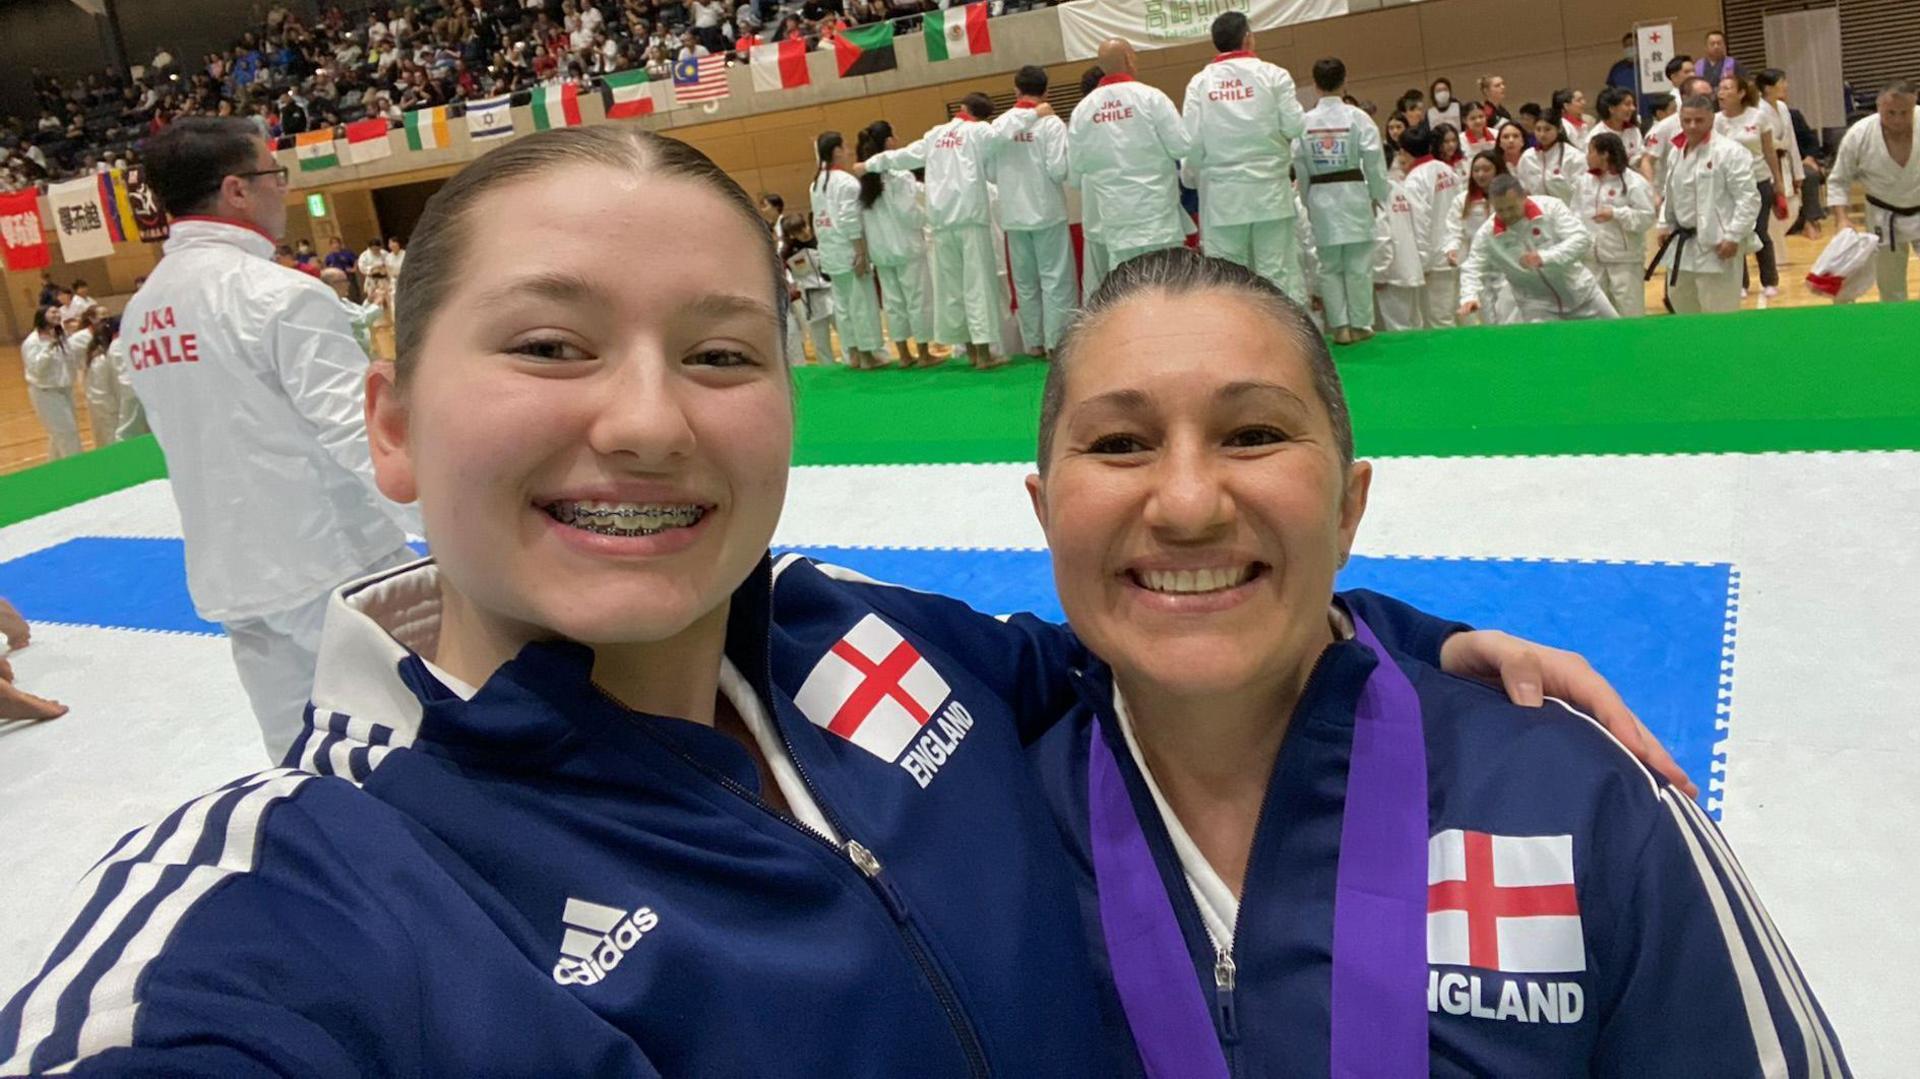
{"left": 1662, "top": 788, "right": 1845, "bottom": 1078}
{"left": 1, "top": 770, "right": 313, "bottom": 1074}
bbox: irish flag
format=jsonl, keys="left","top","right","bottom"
{"left": 531, "top": 84, "right": 583, "bottom": 130}
{"left": 750, "top": 39, "right": 811, "bottom": 92}
{"left": 924, "top": 3, "right": 990, "bottom": 61}
{"left": 601, "top": 70, "right": 668, "bottom": 119}
{"left": 403, "top": 106, "right": 449, "bottom": 151}
{"left": 294, "top": 129, "right": 339, "bottom": 172}
{"left": 345, "top": 117, "right": 392, "bottom": 164}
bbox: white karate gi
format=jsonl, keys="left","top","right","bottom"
{"left": 1296, "top": 96, "right": 1390, "bottom": 331}
{"left": 1656, "top": 132, "right": 1761, "bottom": 313}
{"left": 1069, "top": 74, "right": 1191, "bottom": 268}
{"left": 1180, "top": 52, "right": 1308, "bottom": 299}
{"left": 1573, "top": 168, "right": 1658, "bottom": 317}
{"left": 1404, "top": 158, "right": 1465, "bottom": 327}
{"left": 991, "top": 102, "right": 1075, "bottom": 353}
{"left": 810, "top": 167, "right": 884, "bottom": 354}
{"left": 1460, "top": 196, "right": 1618, "bottom": 322}
{"left": 1826, "top": 106, "right": 1920, "bottom": 302}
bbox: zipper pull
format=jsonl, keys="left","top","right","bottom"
{"left": 847, "top": 839, "right": 911, "bottom": 923}
{"left": 1214, "top": 952, "right": 1240, "bottom": 1043}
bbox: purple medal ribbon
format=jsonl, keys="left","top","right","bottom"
{"left": 1087, "top": 614, "right": 1429, "bottom": 1078}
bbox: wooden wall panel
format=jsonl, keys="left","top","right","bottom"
{"left": 1724, "top": 0, "right": 1918, "bottom": 102}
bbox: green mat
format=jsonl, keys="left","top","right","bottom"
{"left": 6, "top": 302, "right": 1918, "bottom": 527}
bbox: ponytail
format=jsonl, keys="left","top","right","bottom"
{"left": 855, "top": 122, "right": 890, "bottom": 208}
{"left": 813, "top": 130, "right": 841, "bottom": 195}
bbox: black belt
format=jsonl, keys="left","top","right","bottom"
{"left": 1312, "top": 168, "right": 1366, "bottom": 183}
{"left": 1867, "top": 195, "right": 1920, "bottom": 217}
{"left": 1646, "top": 227, "right": 1697, "bottom": 286}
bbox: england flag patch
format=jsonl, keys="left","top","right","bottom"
{"left": 795, "top": 614, "right": 953, "bottom": 764}
{"left": 1427, "top": 830, "right": 1586, "bottom": 973}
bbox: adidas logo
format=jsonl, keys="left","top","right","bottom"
{"left": 552, "top": 897, "right": 661, "bottom": 986}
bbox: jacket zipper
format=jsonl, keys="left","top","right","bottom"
{"left": 621, "top": 701, "right": 990, "bottom": 1078}
{"left": 1196, "top": 644, "right": 1336, "bottom": 1076}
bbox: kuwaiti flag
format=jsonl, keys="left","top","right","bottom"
{"left": 465, "top": 94, "right": 514, "bottom": 141}
{"left": 294, "top": 129, "right": 339, "bottom": 172}
{"left": 344, "top": 117, "right": 392, "bottom": 163}
{"left": 794, "top": 613, "right": 951, "bottom": 762}
{"left": 750, "top": 39, "right": 810, "bottom": 92}
{"left": 1427, "top": 830, "right": 1585, "bottom": 973}
{"left": 530, "top": 83, "right": 583, "bottom": 130}
{"left": 924, "top": 3, "right": 991, "bottom": 61}
{"left": 403, "top": 106, "right": 450, "bottom": 150}
{"left": 601, "top": 69, "right": 670, "bottom": 119}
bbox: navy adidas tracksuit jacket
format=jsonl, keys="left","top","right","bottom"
{"left": 0, "top": 554, "right": 1455, "bottom": 1076}
{"left": 1026, "top": 611, "right": 1852, "bottom": 1078}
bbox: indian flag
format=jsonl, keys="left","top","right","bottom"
{"left": 403, "top": 106, "right": 449, "bottom": 151}
{"left": 531, "top": 84, "right": 583, "bottom": 129}
{"left": 601, "top": 69, "right": 668, "bottom": 120}
{"left": 924, "top": 2, "right": 991, "bottom": 61}
{"left": 294, "top": 129, "right": 339, "bottom": 172}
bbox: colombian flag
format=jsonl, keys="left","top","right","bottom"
{"left": 96, "top": 170, "right": 138, "bottom": 244}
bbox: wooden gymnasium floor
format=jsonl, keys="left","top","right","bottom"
{"left": 3, "top": 232, "right": 1914, "bottom": 476}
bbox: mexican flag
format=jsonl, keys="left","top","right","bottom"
{"left": 601, "top": 69, "right": 668, "bottom": 119}
{"left": 344, "top": 117, "right": 392, "bottom": 163}
{"left": 294, "top": 129, "right": 339, "bottom": 172}
{"left": 924, "top": 3, "right": 991, "bottom": 61}
{"left": 531, "top": 84, "right": 583, "bottom": 129}
{"left": 750, "top": 39, "right": 811, "bottom": 92}
{"left": 403, "top": 106, "right": 449, "bottom": 150}
{"left": 834, "top": 22, "right": 897, "bottom": 78}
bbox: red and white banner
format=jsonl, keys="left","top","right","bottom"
{"left": 1427, "top": 830, "right": 1586, "bottom": 973}
{"left": 794, "top": 614, "right": 952, "bottom": 762}
{"left": 0, "top": 189, "right": 50, "bottom": 271}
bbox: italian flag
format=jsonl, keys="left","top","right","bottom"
{"left": 601, "top": 69, "right": 668, "bottom": 120}
{"left": 294, "top": 129, "right": 339, "bottom": 172}
{"left": 924, "top": 3, "right": 990, "bottom": 61}
{"left": 403, "top": 106, "right": 449, "bottom": 150}
{"left": 750, "top": 39, "right": 811, "bottom": 92}
{"left": 344, "top": 117, "right": 392, "bottom": 163}
{"left": 531, "top": 84, "right": 583, "bottom": 130}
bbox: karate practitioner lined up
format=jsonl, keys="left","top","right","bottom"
{"left": 1296, "top": 56, "right": 1391, "bottom": 344}
{"left": 1519, "top": 114, "right": 1578, "bottom": 201}
{"left": 1654, "top": 95, "right": 1760, "bottom": 314}
{"left": 1373, "top": 161, "right": 1426, "bottom": 331}
{"left": 1574, "top": 132, "right": 1658, "bottom": 317}
{"left": 20, "top": 307, "right": 89, "bottom": 461}
{"left": 809, "top": 131, "right": 886, "bottom": 368}
{"left": 862, "top": 93, "right": 1044, "bottom": 369}
{"left": 1827, "top": 81, "right": 1920, "bottom": 303}
{"left": 1179, "top": 12, "right": 1308, "bottom": 299}
{"left": 1400, "top": 126, "right": 1466, "bottom": 328}
{"left": 1459, "top": 175, "right": 1619, "bottom": 322}
{"left": 1068, "top": 38, "right": 1191, "bottom": 269}
{"left": 1075, "top": 64, "right": 1114, "bottom": 296}
{"left": 991, "top": 66, "right": 1075, "bottom": 359}
{"left": 855, "top": 121, "right": 939, "bottom": 365}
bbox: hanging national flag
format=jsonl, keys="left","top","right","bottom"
{"left": 295, "top": 129, "right": 339, "bottom": 172}
{"left": 531, "top": 83, "right": 584, "bottom": 129}
{"left": 601, "top": 69, "right": 670, "bottom": 119}
{"left": 834, "top": 22, "right": 897, "bottom": 78}
{"left": 673, "top": 54, "right": 731, "bottom": 105}
{"left": 465, "top": 94, "right": 515, "bottom": 141}
{"left": 96, "top": 170, "right": 138, "bottom": 242}
{"left": 924, "top": 3, "right": 991, "bottom": 62}
{"left": 403, "top": 106, "right": 450, "bottom": 150}
{"left": 345, "top": 117, "right": 393, "bottom": 164}
{"left": 0, "top": 188, "right": 51, "bottom": 271}
{"left": 749, "top": 39, "right": 811, "bottom": 92}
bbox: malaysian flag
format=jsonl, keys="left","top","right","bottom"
{"left": 673, "top": 53, "right": 731, "bottom": 105}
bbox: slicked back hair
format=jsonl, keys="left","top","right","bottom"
{"left": 394, "top": 126, "right": 787, "bottom": 388}
{"left": 1035, "top": 248, "right": 1353, "bottom": 474}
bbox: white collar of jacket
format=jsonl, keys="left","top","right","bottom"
{"left": 309, "top": 556, "right": 443, "bottom": 744}
{"left": 162, "top": 216, "right": 278, "bottom": 262}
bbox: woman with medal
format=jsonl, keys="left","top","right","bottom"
{"left": 1023, "top": 248, "right": 1849, "bottom": 1077}
{"left": 4, "top": 128, "right": 1694, "bottom": 1076}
